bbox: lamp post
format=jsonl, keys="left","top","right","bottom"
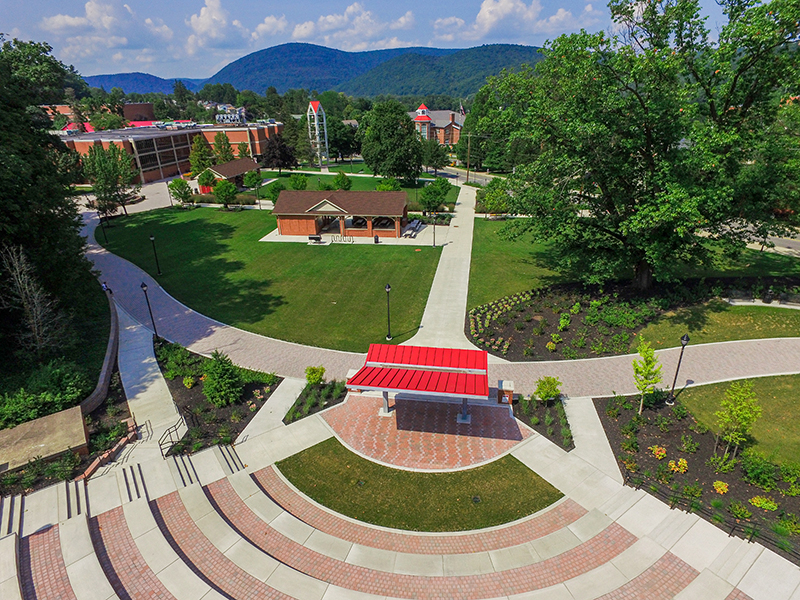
{"left": 149, "top": 235, "right": 162, "bottom": 275}
{"left": 432, "top": 212, "right": 436, "bottom": 248}
{"left": 667, "top": 334, "right": 690, "bottom": 405}
{"left": 97, "top": 212, "right": 108, "bottom": 244}
{"left": 385, "top": 283, "right": 392, "bottom": 341}
{"left": 140, "top": 282, "right": 159, "bottom": 339}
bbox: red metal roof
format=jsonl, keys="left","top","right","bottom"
{"left": 418, "top": 104, "right": 429, "bottom": 110}
{"left": 414, "top": 115, "right": 432, "bottom": 122}
{"left": 347, "top": 344, "right": 489, "bottom": 399}
{"left": 309, "top": 100, "right": 321, "bottom": 113}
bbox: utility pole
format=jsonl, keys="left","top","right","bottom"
{"left": 465, "top": 133, "right": 472, "bottom": 184}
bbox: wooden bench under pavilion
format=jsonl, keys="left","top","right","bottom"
{"left": 346, "top": 344, "right": 489, "bottom": 424}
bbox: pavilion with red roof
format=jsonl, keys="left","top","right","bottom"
{"left": 346, "top": 344, "right": 490, "bottom": 423}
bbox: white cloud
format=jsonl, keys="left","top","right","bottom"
{"left": 186, "top": 0, "right": 228, "bottom": 54}
{"left": 61, "top": 35, "right": 128, "bottom": 60}
{"left": 292, "top": 21, "right": 316, "bottom": 39}
{"left": 145, "top": 17, "right": 173, "bottom": 41}
{"left": 390, "top": 11, "right": 415, "bottom": 30}
{"left": 462, "top": 0, "right": 542, "bottom": 40}
{"left": 84, "top": 1, "right": 118, "bottom": 30}
{"left": 40, "top": 14, "right": 90, "bottom": 32}
{"left": 252, "top": 15, "right": 289, "bottom": 40}
{"left": 432, "top": 16, "right": 465, "bottom": 41}
{"left": 535, "top": 8, "right": 573, "bottom": 32}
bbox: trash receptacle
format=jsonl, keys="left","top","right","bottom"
{"left": 374, "top": 235, "right": 379, "bottom": 244}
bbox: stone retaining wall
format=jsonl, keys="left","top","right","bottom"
{"left": 80, "top": 292, "right": 119, "bottom": 415}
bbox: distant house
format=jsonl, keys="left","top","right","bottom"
{"left": 408, "top": 104, "right": 464, "bottom": 145}
{"left": 273, "top": 191, "right": 408, "bottom": 238}
{"left": 199, "top": 158, "right": 260, "bottom": 192}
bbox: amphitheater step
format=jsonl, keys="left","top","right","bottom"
{"left": 117, "top": 463, "right": 147, "bottom": 503}
{"left": 59, "top": 513, "right": 120, "bottom": 600}
{"left": 214, "top": 444, "right": 245, "bottom": 475}
{"left": 0, "top": 494, "right": 23, "bottom": 538}
{"left": 57, "top": 479, "right": 89, "bottom": 522}
{"left": 168, "top": 453, "right": 199, "bottom": 488}
{"left": 0, "top": 533, "right": 22, "bottom": 600}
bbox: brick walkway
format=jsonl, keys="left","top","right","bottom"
{"left": 322, "top": 394, "right": 531, "bottom": 469}
{"left": 90, "top": 508, "right": 176, "bottom": 600}
{"left": 594, "top": 553, "right": 698, "bottom": 599}
{"left": 18, "top": 525, "right": 76, "bottom": 600}
{"left": 255, "top": 465, "right": 587, "bottom": 553}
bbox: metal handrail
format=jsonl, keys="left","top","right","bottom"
{"left": 158, "top": 407, "right": 186, "bottom": 458}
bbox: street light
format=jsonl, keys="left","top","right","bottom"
{"left": 667, "top": 333, "right": 690, "bottom": 405}
{"left": 149, "top": 234, "right": 162, "bottom": 275}
{"left": 140, "top": 282, "right": 159, "bottom": 339}
{"left": 97, "top": 212, "right": 108, "bottom": 244}
{"left": 432, "top": 212, "right": 436, "bottom": 248}
{"left": 385, "top": 283, "right": 392, "bottom": 341}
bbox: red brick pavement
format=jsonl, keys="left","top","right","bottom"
{"left": 254, "top": 466, "right": 587, "bottom": 554}
{"left": 594, "top": 552, "right": 698, "bottom": 599}
{"left": 322, "top": 394, "right": 532, "bottom": 470}
{"left": 19, "top": 526, "right": 77, "bottom": 600}
{"left": 203, "top": 478, "right": 637, "bottom": 599}
{"left": 150, "top": 493, "right": 292, "bottom": 600}
{"left": 725, "top": 590, "right": 756, "bottom": 600}
{"left": 90, "top": 507, "right": 176, "bottom": 600}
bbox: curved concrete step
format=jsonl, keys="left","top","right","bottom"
{"left": 0, "top": 533, "right": 22, "bottom": 600}
{"left": 19, "top": 525, "right": 78, "bottom": 600}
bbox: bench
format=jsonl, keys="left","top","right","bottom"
{"left": 308, "top": 234, "right": 322, "bottom": 243}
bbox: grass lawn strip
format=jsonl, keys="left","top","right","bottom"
{"left": 100, "top": 208, "right": 440, "bottom": 352}
{"left": 677, "top": 374, "right": 800, "bottom": 465}
{"left": 276, "top": 437, "right": 563, "bottom": 532}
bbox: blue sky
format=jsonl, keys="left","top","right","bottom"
{"left": 2, "top": 0, "right": 727, "bottom": 79}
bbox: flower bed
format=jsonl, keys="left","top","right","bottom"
{"left": 283, "top": 380, "right": 348, "bottom": 424}
{"left": 512, "top": 396, "right": 574, "bottom": 451}
{"left": 594, "top": 394, "right": 800, "bottom": 564}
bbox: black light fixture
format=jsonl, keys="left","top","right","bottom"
{"left": 667, "top": 333, "right": 690, "bottom": 405}
{"left": 97, "top": 212, "right": 108, "bottom": 244}
{"left": 149, "top": 234, "right": 162, "bottom": 275}
{"left": 140, "top": 281, "right": 159, "bottom": 339}
{"left": 385, "top": 283, "right": 392, "bottom": 341}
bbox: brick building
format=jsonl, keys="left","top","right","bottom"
{"left": 62, "top": 123, "right": 282, "bottom": 184}
{"left": 408, "top": 105, "right": 464, "bottom": 146}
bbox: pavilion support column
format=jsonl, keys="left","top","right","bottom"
{"left": 379, "top": 391, "right": 392, "bottom": 417}
{"left": 457, "top": 398, "right": 471, "bottom": 424}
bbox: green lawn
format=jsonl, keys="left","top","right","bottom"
{"left": 100, "top": 208, "right": 440, "bottom": 352}
{"left": 468, "top": 218, "right": 562, "bottom": 309}
{"left": 276, "top": 437, "right": 563, "bottom": 532}
{"left": 638, "top": 301, "right": 800, "bottom": 350}
{"left": 677, "top": 375, "right": 800, "bottom": 464}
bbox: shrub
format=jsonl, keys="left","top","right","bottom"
{"left": 671, "top": 403, "right": 689, "bottom": 420}
{"left": 514, "top": 321, "right": 525, "bottom": 331}
{"left": 780, "top": 461, "right": 800, "bottom": 484}
{"left": 570, "top": 302, "right": 581, "bottom": 314}
{"left": 520, "top": 395, "right": 533, "bottom": 415}
{"left": 289, "top": 173, "right": 309, "bottom": 190}
{"left": 621, "top": 438, "right": 639, "bottom": 454}
{"left": 740, "top": 448, "right": 777, "bottom": 491}
{"left": 203, "top": 351, "right": 243, "bottom": 407}
{"left": 546, "top": 341, "right": 557, "bottom": 352}
{"left": 558, "top": 313, "right": 571, "bottom": 331}
{"left": 605, "top": 398, "right": 620, "bottom": 419}
{"left": 749, "top": 496, "right": 778, "bottom": 511}
{"left": 669, "top": 458, "right": 688, "bottom": 473}
{"left": 682, "top": 483, "right": 702, "bottom": 498}
{"left": 655, "top": 415, "right": 671, "bottom": 433}
{"left": 713, "top": 481, "right": 729, "bottom": 494}
{"left": 620, "top": 419, "right": 639, "bottom": 438}
{"left": 535, "top": 376, "right": 562, "bottom": 402}
{"left": 183, "top": 376, "right": 195, "bottom": 389}
{"left": 680, "top": 434, "right": 699, "bottom": 454}
{"left": 728, "top": 500, "right": 753, "bottom": 520}
{"left": 332, "top": 171, "right": 352, "bottom": 190}
{"left": 648, "top": 445, "right": 667, "bottom": 460}
{"left": 550, "top": 333, "right": 562, "bottom": 344}
{"left": 156, "top": 342, "right": 203, "bottom": 379}
{"left": 305, "top": 366, "right": 326, "bottom": 386}
{"left": 707, "top": 453, "right": 738, "bottom": 473}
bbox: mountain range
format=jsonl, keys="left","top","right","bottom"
{"left": 83, "top": 42, "right": 542, "bottom": 98}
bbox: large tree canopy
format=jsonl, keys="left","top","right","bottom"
{"left": 493, "top": 0, "right": 800, "bottom": 289}
{"left": 359, "top": 100, "right": 422, "bottom": 184}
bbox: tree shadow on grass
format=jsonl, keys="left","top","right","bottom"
{"left": 648, "top": 299, "right": 729, "bottom": 333}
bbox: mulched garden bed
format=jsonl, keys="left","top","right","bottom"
{"left": 0, "top": 365, "right": 131, "bottom": 496}
{"left": 154, "top": 341, "right": 281, "bottom": 454}
{"left": 466, "top": 277, "right": 800, "bottom": 362}
{"left": 594, "top": 393, "right": 800, "bottom": 565}
{"left": 283, "top": 380, "right": 348, "bottom": 424}
{"left": 513, "top": 397, "right": 574, "bottom": 451}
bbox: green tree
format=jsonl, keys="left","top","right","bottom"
{"left": 632, "top": 339, "right": 663, "bottom": 415}
{"left": 327, "top": 119, "right": 359, "bottom": 161}
{"left": 332, "top": 171, "right": 352, "bottom": 191}
{"left": 243, "top": 170, "right": 262, "bottom": 198}
{"left": 189, "top": 135, "right": 214, "bottom": 176}
{"left": 478, "top": 178, "right": 510, "bottom": 215}
{"left": 261, "top": 135, "right": 297, "bottom": 174}
{"left": 83, "top": 142, "right": 140, "bottom": 216}
{"left": 715, "top": 380, "right": 762, "bottom": 458}
{"left": 419, "top": 177, "right": 452, "bottom": 213}
{"left": 422, "top": 137, "right": 448, "bottom": 175}
{"left": 289, "top": 173, "right": 309, "bottom": 190}
{"left": 359, "top": 100, "right": 422, "bottom": 184}
{"left": 173, "top": 80, "right": 193, "bottom": 105}
{"left": 203, "top": 350, "right": 242, "bottom": 407}
{"left": 491, "top": 0, "right": 800, "bottom": 290}
{"left": 197, "top": 170, "right": 216, "bottom": 189}
{"left": 236, "top": 141, "right": 250, "bottom": 158}
{"left": 376, "top": 177, "right": 402, "bottom": 191}
{"left": 213, "top": 179, "right": 237, "bottom": 208}
{"left": 213, "top": 131, "right": 235, "bottom": 164}
{"left": 265, "top": 181, "right": 285, "bottom": 202}
{"left": 168, "top": 178, "right": 193, "bottom": 204}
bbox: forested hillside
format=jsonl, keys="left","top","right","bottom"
{"left": 84, "top": 72, "right": 206, "bottom": 94}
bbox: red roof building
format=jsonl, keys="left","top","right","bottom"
{"left": 410, "top": 104, "right": 464, "bottom": 146}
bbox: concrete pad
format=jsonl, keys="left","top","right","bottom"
{"left": 134, "top": 526, "right": 180, "bottom": 574}
{"left": 0, "top": 406, "right": 87, "bottom": 472}
{"left": 393, "top": 552, "right": 444, "bottom": 576}
{"left": 710, "top": 539, "right": 764, "bottom": 587}
{"left": 507, "top": 585, "right": 574, "bottom": 600}
{"left": 442, "top": 551, "right": 494, "bottom": 576}
{"left": 266, "top": 563, "right": 328, "bottom": 600}
{"left": 195, "top": 511, "right": 241, "bottom": 554}
{"left": 269, "top": 512, "right": 314, "bottom": 545}
{"left": 673, "top": 569, "right": 734, "bottom": 600}
{"left": 139, "top": 457, "right": 178, "bottom": 500}
{"left": 178, "top": 485, "right": 214, "bottom": 522}
{"left": 648, "top": 510, "right": 699, "bottom": 550}
{"left": 322, "top": 585, "right": 386, "bottom": 600}
{"left": 488, "top": 543, "right": 537, "bottom": 572}
{"left": 86, "top": 471, "right": 121, "bottom": 516}
{"left": 223, "top": 537, "right": 280, "bottom": 582}
{"left": 190, "top": 447, "right": 228, "bottom": 486}
{"left": 671, "top": 519, "right": 735, "bottom": 572}
{"left": 20, "top": 484, "right": 58, "bottom": 537}
{"left": 532, "top": 453, "right": 598, "bottom": 496}
{"left": 227, "top": 469, "right": 260, "bottom": 501}
{"left": 599, "top": 486, "right": 645, "bottom": 521}
{"left": 615, "top": 492, "right": 671, "bottom": 538}
{"left": 563, "top": 562, "right": 627, "bottom": 600}
{"left": 239, "top": 419, "right": 332, "bottom": 472}
{"left": 511, "top": 435, "right": 567, "bottom": 472}
{"left": 609, "top": 536, "right": 665, "bottom": 580}
{"left": 65, "top": 553, "right": 118, "bottom": 600}
{"left": 530, "top": 526, "right": 581, "bottom": 561}
{"left": 738, "top": 549, "right": 800, "bottom": 600}
{"left": 59, "top": 515, "right": 95, "bottom": 567}
{"left": 564, "top": 396, "right": 623, "bottom": 484}
{"left": 0, "top": 533, "right": 18, "bottom": 584}
{"left": 567, "top": 470, "right": 623, "bottom": 511}
{"left": 0, "top": 577, "right": 22, "bottom": 600}
{"left": 157, "top": 557, "right": 211, "bottom": 600}
{"left": 243, "top": 492, "right": 283, "bottom": 525}
{"left": 567, "top": 509, "right": 613, "bottom": 543}
{"left": 346, "top": 544, "right": 397, "bottom": 572}
{"left": 304, "top": 530, "right": 353, "bottom": 562}
{"left": 122, "top": 497, "right": 156, "bottom": 539}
